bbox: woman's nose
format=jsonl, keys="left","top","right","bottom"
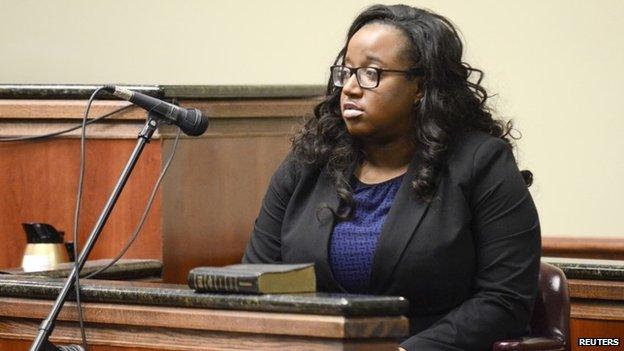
{"left": 342, "top": 73, "right": 362, "bottom": 97}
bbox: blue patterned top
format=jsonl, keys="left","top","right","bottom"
{"left": 328, "top": 174, "right": 404, "bottom": 293}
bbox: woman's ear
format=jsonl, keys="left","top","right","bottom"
{"left": 414, "top": 91, "right": 424, "bottom": 106}
{"left": 413, "top": 80, "right": 424, "bottom": 104}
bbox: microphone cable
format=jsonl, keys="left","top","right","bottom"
{"left": 83, "top": 128, "right": 180, "bottom": 279}
{"left": 70, "top": 88, "right": 183, "bottom": 350}
{"left": 0, "top": 104, "right": 133, "bottom": 142}
{"left": 70, "top": 88, "right": 183, "bottom": 349}
{"left": 70, "top": 86, "right": 109, "bottom": 351}
{"left": 4, "top": 88, "right": 183, "bottom": 350}
{"left": 1, "top": 92, "right": 132, "bottom": 351}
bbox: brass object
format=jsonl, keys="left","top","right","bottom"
{"left": 22, "top": 243, "right": 70, "bottom": 272}
{"left": 21, "top": 223, "right": 72, "bottom": 272}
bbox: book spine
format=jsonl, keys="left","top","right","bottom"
{"left": 189, "top": 272, "right": 259, "bottom": 293}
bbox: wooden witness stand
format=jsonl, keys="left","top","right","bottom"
{"left": 0, "top": 87, "right": 318, "bottom": 283}
{"left": 0, "top": 296, "right": 407, "bottom": 350}
{"left": 0, "top": 86, "right": 407, "bottom": 350}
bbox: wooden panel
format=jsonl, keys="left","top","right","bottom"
{"left": 0, "top": 138, "right": 163, "bottom": 269}
{"left": 0, "top": 296, "right": 405, "bottom": 351}
{"left": 0, "top": 318, "right": 399, "bottom": 351}
{"left": 4, "top": 316, "right": 624, "bottom": 351}
{"left": 568, "top": 281, "right": 624, "bottom": 349}
{"left": 568, "top": 279, "right": 624, "bottom": 300}
{"left": 161, "top": 135, "right": 292, "bottom": 283}
{"left": 0, "top": 121, "right": 159, "bottom": 139}
{"left": 0, "top": 98, "right": 320, "bottom": 120}
{"left": 0, "top": 99, "right": 142, "bottom": 119}
{"left": 0, "top": 297, "right": 408, "bottom": 339}
{"left": 570, "top": 319, "right": 624, "bottom": 351}
{"left": 0, "top": 97, "right": 310, "bottom": 284}
{"left": 0, "top": 339, "right": 163, "bottom": 351}
{"left": 543, "top": 237, "right": 624, "bottom": 260}
{"left": 179, "top": 98, "right": 320, "bottom": 118}
{"left": 571, "top": 300, "right": 624, "bottom": 321}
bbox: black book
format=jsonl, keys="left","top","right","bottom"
{"left": 188, "top": 263, "right": 316, "bottom": 294}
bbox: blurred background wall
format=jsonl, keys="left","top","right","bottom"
{"left": 1, "top": 0, "right": 622, "bottom": 238}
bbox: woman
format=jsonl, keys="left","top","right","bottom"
{"left": 243, "top": 4, "right": 540, "bottom": 350}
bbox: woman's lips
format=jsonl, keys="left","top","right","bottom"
{"left": 343, "top": 102, "right": 364, "bottom": 118}
{"left": 343, "top": 109, "right": 364, "bottom": 118}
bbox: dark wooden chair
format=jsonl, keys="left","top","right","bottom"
{"left": 493, "top": 262, "right": 570, "bottom": 351}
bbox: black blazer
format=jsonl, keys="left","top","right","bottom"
{"left": 243, "top": 131, "right": 541, "bottom": 351}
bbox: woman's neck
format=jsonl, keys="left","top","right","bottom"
{"left": 355, "top": 137, "right": 415, "bottom": 183}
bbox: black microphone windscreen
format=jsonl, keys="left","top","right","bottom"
{"left": 179, "top": 108, "right": 209, "bottom": 136}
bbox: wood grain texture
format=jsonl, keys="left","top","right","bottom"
{"left": 568, "top": 279, "right": 624, "bottom": 301}
{"left": 571, "top": 300, "right": 624, "bottom": 321}
{"left": 543, "top": 237, "right": 624, "bottom": 260}
{"left": 0, "top": 121, "right": 157, "bottom": 139}
{"left": 161, "top": 135, "right": 292, "bottom": 283}
{"left": 0, "top": 138, "right": 163, "bottom": 269}
{"left": 568, "top": 288, "right": 624, "bottom": 350}
{"left": 0, "top": 318, "right": 401, "bottom": 351}
{"left": 0, "top": 97, "right": 309, "bottom": 282}
{"left": 0, "top": 117, "right": 299, "bottom": 140}
{"left": 179, "top": 98, "right": 321, "bottom": 118}
{"left": 570, "top": 319, "right": 624, "bottom": 351}
{"left": 0, "top": 297, "right": 408, "bottom": 338}
{"left": 0, "top": 339, "right": 163, "bottom": 351}
{"left": 0, "top": 99, "right": 143, "bottom": 120}
{"left": 0, "top": 98, "right": 320, "bottom": 120}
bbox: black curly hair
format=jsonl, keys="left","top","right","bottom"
{"left": 292, "top": 4, "right": 531, "bottom": 220}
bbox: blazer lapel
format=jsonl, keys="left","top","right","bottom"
{"left": 309, "top": 164, "right": 355, "bottom": 293}
{"left": 369, "top": 152, "right": 433, "bottom": 293}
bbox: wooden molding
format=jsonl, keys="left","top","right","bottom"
{"left": 0, "top": 99, "right": 142, "bottom": 120}
{"left": 0, "top": 117, "right": 300, "bottom": 140}
{"left": 568, "top": 279, "right": 624, "bottom": 301}
{"left": 542, "top": 236, "right": 624, "bottom": 260}
{"left": 0, "top": 297, "right": 408, "bottom": 339}
{"left": 0, "top": 98, "right": 321, "bottom": 121}
{"left": 0, "top": 318, "right": 399, "bottom": 351}
{"left": 179, "top": 98, "right": 321, "bottom": 119}
{"left": 0, "top": 297, "right": 406, "bottom": 350}
{"left": 571, "top": 300, "right": 624, "bottom": 321}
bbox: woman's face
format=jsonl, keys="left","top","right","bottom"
{"left": 340, "top": 23, "right": 421, "bottom": 144}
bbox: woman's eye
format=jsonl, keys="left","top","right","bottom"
{"left": 365, "top": 69, "right": 377, "bottom": 78}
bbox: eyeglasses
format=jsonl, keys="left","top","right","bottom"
{"left": 330, "top": 65, "right": 424, "bottom": 89}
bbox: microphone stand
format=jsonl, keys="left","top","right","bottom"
{"left": 30, "top": 113, "right": 162, "bottom": 351}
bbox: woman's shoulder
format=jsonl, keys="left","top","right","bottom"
{"left": 448, "top": 130, "right": 510, "bottom": 162}
{"left": 445, "top": 130, "right": 515, "bottom": 182}
{"left": 269, "top": 151, "right": 322, "bottom": 189}
{"left": 452, "top": 130, "right": 507, "bottom": 153}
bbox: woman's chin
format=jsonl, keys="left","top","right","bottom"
{"left": 345, "top": 124, "right": 373, "bottom": 139}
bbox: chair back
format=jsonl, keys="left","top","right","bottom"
{"left": 530, "top": 262, "right": 571, "bottom": 350}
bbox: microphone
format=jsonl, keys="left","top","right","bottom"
{"left": 56, "top": 345, "right": 84, "bottom": 351}
{"left": 103, "top": 85, "right": 208, "bottom": 136}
